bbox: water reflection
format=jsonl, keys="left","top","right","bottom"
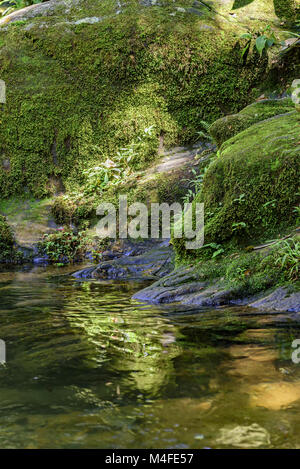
{"left": 0, "top": 266, "right": 300, "bottom": 448}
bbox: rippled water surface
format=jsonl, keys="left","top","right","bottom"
{"left": 0, "top": 265, "right": 300, "bottom": 449}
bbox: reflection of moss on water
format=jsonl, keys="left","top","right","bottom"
{"left": 64, "top": 291, "right": 181, "bottom": 396}
{"left": 3, "top": 273, "right": 300, "bottom": 447}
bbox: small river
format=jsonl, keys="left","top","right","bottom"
{"left": 0, "top": 264, "right": 300, "bottom": 449}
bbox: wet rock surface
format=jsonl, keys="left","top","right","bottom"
{"left": 133, "top": 266, "right": 300, "bottom": 313}
{"left": 249, "top": 287, "right": 300, "bottom": 313}
{"left": 216, "top": 423, "right": 271, "bottom": 449}
{"left": 73, "top": 244, "right": 300, "bottom": 313}
{"left": 133, "top": 266, "right": 237, "bottom": 306}
{"left": 73, "top": 240, "right": 174, "bottom": 280}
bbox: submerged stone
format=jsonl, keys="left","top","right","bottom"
{"left": 216, "top": 423, "right": 271, "bottom": 448}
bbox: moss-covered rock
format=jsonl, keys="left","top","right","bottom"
{"left": 273, "top": 0, "right": 299, "bottom": 21}
{"left": 209, "top": 98, "right": 294, "bottom": 147}
{"left": 173, "top": 107, "right": 300, "bottom": 258}
{"left": 202, "top": 111, "right": 300, "bottom": 242}
{"left": 0, "top": 0, "right": 269, "bottom": 198}
{"left": 50, "top": 146, "right": 200, "bottom": 226}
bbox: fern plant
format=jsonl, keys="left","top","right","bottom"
{"left": 274, "top": 238, "right": 300, "bottom": 281}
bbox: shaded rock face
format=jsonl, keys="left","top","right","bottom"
{"left": 73, "top": 240, "right": 174, "bottom": 280}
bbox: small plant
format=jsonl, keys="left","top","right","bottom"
{"left": 196, "top": 121, "right": 212, "bottom": 141}
{"left": 274, "top": 238, "right": 300, "bottom": 281}
{"left": 260, "top": 199, "right": 277, "bottom": 227}
{"left": 293, "top": 206, "right": 300, "bottom": 222}
{"left": 38, "top": 228, "right": 92, "bottom": 265}
{"left": 240, "top": 26, "right": 277, "bottom": 58}
{"left": 182, "top": 168, "right": 208, "bottom": 203}
{"left": 232, "top": 222, "right": 247, "bottom": 232}
{"left": 83, "top": 127, "right": 155, "bottom": 195}
{"left": 201, "top": 242, "right": 225, "bottom": 258}
{"left": 262, "top": 199, "right": 277, "bottom": 209}
{"left": 83, "top": 159, "right": 122, "bottom": 195}
{"left": 233, "top": 193, "right": 246, "bottom": 204}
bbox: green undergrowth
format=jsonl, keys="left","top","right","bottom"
{"left": 0, "top": 214, "right": 23, "bottom": 262}
{"left": 38, "top": 228, "right": 94, "bottom": 265}
{"left": 50, "top": 168, "right": 195, "bottom": 226}
{"left": 177, "top": 235, "right": 300, "bottom": 296}
{"left": 209, "top": 98, "right": 295, "bottom": 147}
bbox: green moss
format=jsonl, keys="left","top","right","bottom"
{"left": 273, "top": 0, "right": 298, "bottom": 20}
{"left": 51, "top": 167, "right": 191, "bottom": 228}
{"left": 224, "top": 237, "right": 300, "bottom": 294}
{"left": 209, "top": 98, "right": 294, "bottom": 147}
{"left": 173, "top": 109, "right": 300, "bottom": 259}
{"left": 126, "top": 172, "right": 189, "bottom": 206}
{"left": 0, "top": 214, "right": 13, "bottom": 248}
{"left": 0, "top": 214, "right": 15, "bottom": 261}
{"left": 203, "top": 112, "right": 300, "bottom": 242}
{"left": 0, "top": 0, "right": 267, "bottom": 198}
{"left": 51, "top": 193, "right": 96, "bottom": 226}
{"left": 176, "top": 236, "right": 299, "bottom": 298}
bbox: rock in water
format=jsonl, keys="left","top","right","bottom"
{"left": 216, "top": 423, "right": 271, "bottom": 449}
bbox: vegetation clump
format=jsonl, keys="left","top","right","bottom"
{"left": 224, "top": 237, "right": 300, "bottom": 295}
{"left": 0, "top": 214, "right": 23, "bottom": 262}
{"left": 0, "top": 214, "right": 13, "bottom": 250}
{"left": 173, "top": 107, "right": 300, "bottom": 260}
{"left": 38, "top": 228, "right": 93, "bottom": 265}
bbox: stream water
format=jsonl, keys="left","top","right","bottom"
{"left": 0, "top": 264, "right": 300, "bottom": 449}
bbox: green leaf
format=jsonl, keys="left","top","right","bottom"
{"left": 232, "top": 0, "right": 255, "bottom": 9}
{"left": 212, "top": 249, "right": 224, "bottom": 258}
{"left": 256, "top": 35, "right": 267, "bottom": 56}
{"left": 266, "top": 38, "right": 275, "bottom": 48}
{"left": 240, "top": 33, "right": 252, "bottom": 40}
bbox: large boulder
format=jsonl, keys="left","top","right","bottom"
{"left": 0, "top": 0, "right": 270, "bottom": 198}
{"left": 202, "top": 110, "right": 299, "bottom": 244}
{"left": 173, "top": 105, "right": 300, "bottom": 258}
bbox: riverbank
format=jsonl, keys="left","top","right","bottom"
{"left": 70, "top": 237, "right": 300, "bottom": 313}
